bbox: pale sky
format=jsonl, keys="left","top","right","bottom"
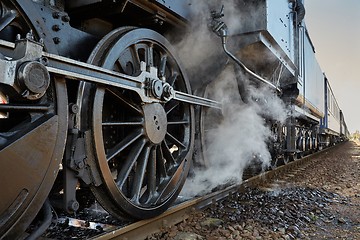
{"left": 305, "top": 0, "right": 360, "bottom": 133}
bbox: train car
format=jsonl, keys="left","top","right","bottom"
{"left": 292, "top": 25, "right": 325, "bottom": 157}
{"left": 340, "top": 110, "right": 350, "bottom": 140}
{"left": 319, "top": 76, "right": 342, "bottom": 147}
{"left": 0, "top": 0, "right": 349, "bottom": 238}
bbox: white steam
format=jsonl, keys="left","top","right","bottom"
{"left": 181, "top": 66, "right": 288, "bottom": 197}
{"left": 174, "top": 1, "right": 289, "bottom": 197}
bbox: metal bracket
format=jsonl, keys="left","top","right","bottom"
{"left": 63, "top": 103, "right": 92, "bottom": 213}
{"left": 0, "top": 32, "right": 50, "bottom": 100}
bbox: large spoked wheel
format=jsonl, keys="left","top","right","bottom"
{"left": 195, "top": 86, "right": 223, "bottom": 169}
{"left": 0, "top": 1, "right": 67, "bottom": 238}
{"left": 80, "top": 28, "right": 194, "bottom": 219}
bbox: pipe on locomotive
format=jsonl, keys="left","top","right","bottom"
{"left": 209, "top": 6, "right": 282, "bottom": 94}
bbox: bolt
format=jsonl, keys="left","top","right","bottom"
{"left": 162, "top": 83, "right": 173, "bottom": 101}
{"left": 52, "top": 12, "right": 60, "bottom": 19}
{"left": 26, "top": 30, "right": 34, "bottom": 40}
{"left": 40, "top": 57, "right": 49, "bottom": 66}
{"left": 53, "top": 37, "right": 61, "bottom": 44}
{"left": 52, "top": 24, "right": 61, "bottom": 31}
{"left": 70, "top": 128, "right": 78, "bottom": 135}
{"left": 68, "top": 200, "right": 79, "bottom": 212}
{"left": 76, "top": 161, "right": 84, "bottom": 169}
{"left": 62, "top": 15, "right": 70, "bottom": 22}
{"left": 69, "top": 103, "right": 79, "bottom": 114}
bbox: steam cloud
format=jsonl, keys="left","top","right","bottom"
{"left": 175, "top": 1, "right": 289, "bottom": 197}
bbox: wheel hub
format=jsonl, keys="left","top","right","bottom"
{"left": 150, "top": 79, "right": 164, "bottom": 99}
{"left": 17, "top": 61, "right": 50, "bottom": 100}
{"left": 143, "top": 103, "right": 167, "bottom": 144}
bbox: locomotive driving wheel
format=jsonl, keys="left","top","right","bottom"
{"left": 80, "top": 28, "right": 194, "bottom": 219}
{"left": 0, "top": 1, "right": 67, "bottom": 238}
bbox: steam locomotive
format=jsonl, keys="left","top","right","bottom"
{"left": 0, "top": 0, "right": 349, "bottom": 238}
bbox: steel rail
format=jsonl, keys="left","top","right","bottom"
{"left": 88, "top": 143, "right": 344, "bottom": 240}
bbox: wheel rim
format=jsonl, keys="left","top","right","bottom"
{"left": 82, "top": 28, "right": 194, "bottom": 219}
{"left": 197, "top": 79, "right": 225, "bottom": 168}
{"left": 0, "top": 1, "right": 67, "bottom": 237}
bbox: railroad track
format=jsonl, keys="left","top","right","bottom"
{"left": 45, "top": 144, "right": 343, "bottom": 240}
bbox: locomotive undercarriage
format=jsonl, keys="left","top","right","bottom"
{"left": 0, "top": 1, "right": 329, "bottom": 238}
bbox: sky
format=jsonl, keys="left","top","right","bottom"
{"left": 304, "top": 0, "right": 360, "bottom": 133}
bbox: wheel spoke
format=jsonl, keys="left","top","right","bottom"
{"left": 168, "top": 72, "right": 178, "bottom": 87}
{"left": 168, "top": 120, "right": 189, "bottom": 125}
{"left": 159, "top": 54, "right": 167, "bottom": 78}
{"left": 166, "top": 132, "right": 186, "bottom": 149}
{"left": 130, "top": 45, "right": 141, "bottom": 71}
{"left": 0, "top": 104, "right": 50, "bottom": 112}
{"left": 107, "top": 88, "right": 142, "bottom": 114}
{"left": 131, "top": 145, "right": 151, "bottom": 202}
{"left": 116, "top": 138, "right": 147, "bottom": 188}
{"left": 146, "top": 44, "right": 154, "bottom": 67}
{"left": 157, "top": 144, "right": 168, "bottom": 178}
{"left": 115, "top": 48, "right": 133, "bottom": 74}
{"left": 0, "top": 11, "right": 16, "bottom": 32}
{"left": 165, "top": 100, "right": 179, "bottom": 115}
{"left": 161, "top": 141, "right": 177, "bottom": 166}
{"left": 102, "top": 120, "right": 143, "bottom": 126}
{"left": 147, "top": 146, "right": 157, "bottom": 198}
{"left": 114, "top": 58, "right": 123, "bottom": 73}
{"left": 106, "top": 129, "right": 143, "bottom": 161}
{"left": 155, "top": 158, "right": 186, "bottom": 204}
